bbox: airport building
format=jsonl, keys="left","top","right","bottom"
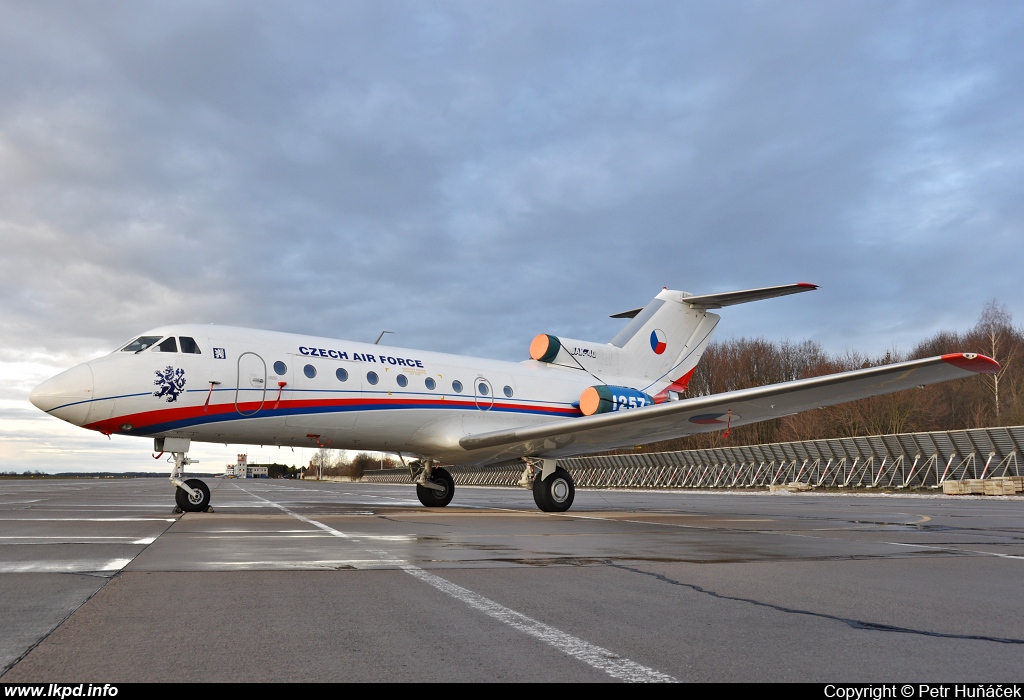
{"left": 225, "top": 454, "right": 269, "bottom": 479}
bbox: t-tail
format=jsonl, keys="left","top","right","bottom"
{"left": 528, "top": 283, "right": 818, "bottom": 408}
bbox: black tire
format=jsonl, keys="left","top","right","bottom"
{"left": 532, "top": 467, "right": 575, "bottom": 512}
{"left": 416, "top": 467, "right": 455, "bottom": 507}
{"left": 175, "top": 478, "right": 211, "bottom": 513}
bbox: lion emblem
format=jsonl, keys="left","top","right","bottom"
{"left": 153, "top": 366, "right": 186, "bottom": 402}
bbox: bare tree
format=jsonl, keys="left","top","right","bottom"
{"left": 972, "top": 300, "right": 1015, "bottom": 424}
{"left": 310, "top": 447, "right": 334, "bottom": 480}
{"left": 618, "top": 304, "right": 1024, "bottom": 456}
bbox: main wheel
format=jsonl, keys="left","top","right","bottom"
{"left": 175, "top": 478, "right": 211, "bottom": 513}
{"left": 416, "top": 467, "right": 455, "bottom": 507}
{"left": 532, "top": 466, "right": 575, "bottom": 512}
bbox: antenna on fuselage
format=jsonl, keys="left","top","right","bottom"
{"left": 374, "top": 331, "right": 394, "bottom": 345}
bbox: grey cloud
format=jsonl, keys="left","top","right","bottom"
{"left": 1, "top": 0, "right": 1022, "bottom": 372}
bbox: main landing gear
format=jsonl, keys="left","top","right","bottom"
{"left": 407, "top": 456, "right": 577, "bottom": 512}
{"left": 521, "top": 458, "right": 575, "bottom": 512}
{"left": 158, "top": 437, "right": 212, "bottom": 513}
{"left": 412, "top": 460, "right": 455, "bottom": 507}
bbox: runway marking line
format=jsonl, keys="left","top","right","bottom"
{"left": 0, "top": 518, "right": 176, "bottom": 522}
{"left": 233, "top": 483, "right": 676, "bottom": 683}
{"left": 0, "top": 558, "right": 134, "bottom": 574}
{"left": 192, "top": 559, "right": 407, "bottom": 569}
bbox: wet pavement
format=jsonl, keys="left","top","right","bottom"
{"left": 1, "top": 477, "right": 1021, "bottom": 682}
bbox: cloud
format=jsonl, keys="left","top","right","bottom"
{"left": 2, "top": 1, "right": 1023, "bottom": 471}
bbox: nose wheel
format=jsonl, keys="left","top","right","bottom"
{"left": 533, "top": 466, "right": 575, "bottom": 512}
{"left": 175, "top": 478, "right": 211, "bottom": 512}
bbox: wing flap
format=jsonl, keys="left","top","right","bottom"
{"left": 459, "top": 353, "right": 997, "bottom": 458}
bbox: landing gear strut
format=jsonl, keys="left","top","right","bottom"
{"left": 524, "top": 458, "right": 575, "bottom": 512}
{"left": 160, "top": 437, "right": 211, "bottom": 513}
{"left": 413, "top": 460, "right": 455, "bottom": 507}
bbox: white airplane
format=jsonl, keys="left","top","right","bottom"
{"left": 30, "top": 283, "right": 998, "bottom": 513}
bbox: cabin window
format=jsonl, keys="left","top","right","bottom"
{"left": 452, "top": 380, "right": 463, "bottom": 393}
{"left": 477, "top": 382, "right": 489, "bottom": 396}
{"left": 274, "top": 361, "right": 287, "bottom": 376}
{"left": 396, "top": 374, "right": 408, "bottom": 387}
{"left": 155, "top": 337, "right": 178, "bottom": 353}
{"left": 336, "top": 368, "right": 349, "bottom": 382}
{"left": 121, "top": 336, "right": 161, "bottom": 353}
{"left": 503, "top": 385, "right": 513, "bottom": 398}
{"left": 367, "top": 371, "right": 379, "bottom": 385}
{"left": 179, "top": 337, "right": 202, "bottom": 354}
{"left": 304, "top": 364, "right": 316, "bottom": 379}
{"left": 425, "top": 377, "right": 436, "bottom": 390}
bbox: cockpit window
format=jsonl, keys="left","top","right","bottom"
{"left": 155, "top": 337, "right": 178, "bottom": 353}
{"left": 121, "top": 336, "right": 162, "bottom": 353}
{"left": 179, "top": 337, "right": 201, "bottom": 354}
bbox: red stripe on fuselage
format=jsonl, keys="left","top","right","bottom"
{"left": 84, "top": 395, "right": 580, "bottom": 435}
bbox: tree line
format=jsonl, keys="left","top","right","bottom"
{"left": 307, "top": 449, "right": 401, "bottom": 479}
{"left": 639, "top": 300, "right": 1022, "bottom": 453}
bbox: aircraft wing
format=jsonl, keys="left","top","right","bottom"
{"left": 459, "top": 353, "right": 998, "bottom": 461}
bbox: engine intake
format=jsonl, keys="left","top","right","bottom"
{"left": 529, "top": 334, "right": 562, "bottom": 363}
{"left": 579, "top": 385, "right": 653, "bottom": 416}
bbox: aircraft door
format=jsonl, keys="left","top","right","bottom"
{"left": 474, "top": 377, "right": 494, "bottom": 411}
{"left": 235, "top": 352, "right": 267, "bottom": 416}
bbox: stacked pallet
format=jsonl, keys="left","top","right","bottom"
{"left": 942, "top": 477, "right": 1021, "bottom": 495}
{"left": 941, "top": 480, "right": 971, "bottom": 495}
{"left": 768, "top": 482, "right": 813, "bottom": 493}
{"left": 984, "top": 478, "right": 1018, "bottom": 495}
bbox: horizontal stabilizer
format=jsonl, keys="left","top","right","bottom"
{"left": 680, "top": 283, "right": 818, "bottom": 309}
{"left": 610, "top": 282, "right": 817, "bottom": 318}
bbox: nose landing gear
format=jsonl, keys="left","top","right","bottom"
{"left": 159, "top": 437, "right": 213, "bottom": 513}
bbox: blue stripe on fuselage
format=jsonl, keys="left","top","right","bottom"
{"left": 133, "top": 399, "right": 577, "bottom": 436}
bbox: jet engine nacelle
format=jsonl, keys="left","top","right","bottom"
{"left": 579, "top": 385, "right": 654, "bottom": 416}
{"left": 529, "top": 333, "right": 616, "bottom": 367}
{"left": 529, "top": 334, "right": 563, "bottom": 363}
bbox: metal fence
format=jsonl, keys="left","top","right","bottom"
{"left": 361, "top": 425, "right": 1024, "bottom": 490}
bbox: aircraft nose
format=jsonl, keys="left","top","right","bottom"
{"left": 29, "top": 363, "right": 95, "bottom": 426}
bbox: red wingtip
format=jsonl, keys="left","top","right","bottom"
{"left": 796, "top": 282, "right": 818, "bottom": 288}
{"left": 942, "top": 353, "right": 1000, "bottom": 374}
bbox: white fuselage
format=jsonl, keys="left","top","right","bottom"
{"left": 30, "top": 324, "right": 644, "bottom": 467}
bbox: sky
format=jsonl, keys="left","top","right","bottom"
{"left": 2, "top": 1, "right": 1022, "bottom": 473}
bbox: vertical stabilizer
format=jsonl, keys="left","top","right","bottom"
{"left": 609, "top": 290, "right": 720, "bottom": 399}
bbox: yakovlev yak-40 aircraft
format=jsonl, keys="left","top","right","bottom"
{"left": 31, "top": 283, "right": 998, "bottom": 513}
